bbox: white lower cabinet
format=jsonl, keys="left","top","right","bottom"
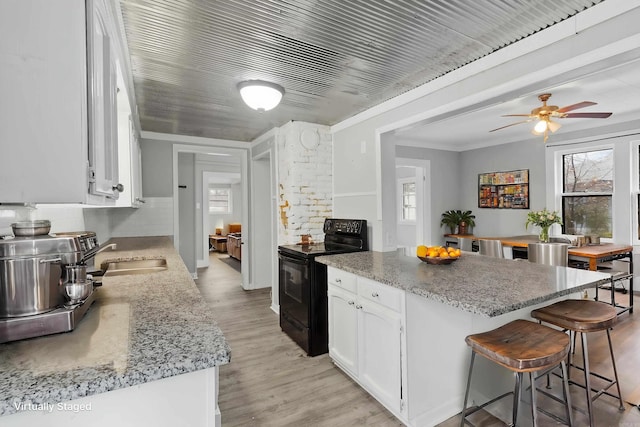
{"left": 327, "top": 268, "right": 407, "bottom": 419}
{"left": 358, "top": 298, "right": 403, "bottom": 412}
{"left": 328, "top": 285, "right": 359, "bottom": 376}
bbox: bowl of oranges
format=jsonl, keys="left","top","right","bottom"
{"left": 416, "top": 245, "right": 461, "bottom": 265}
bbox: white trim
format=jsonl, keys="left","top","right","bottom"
{"left": 375, "top": 130, "right": 383, "bottom": 221}
{"left": 144, "top": 131, "right": 251, "bottom": 148}
{"left": 250, "top": 127, "right": 279, "bottom": 147}
{"left": 631, "top": 140, "right": 640, "bottom": 246}
{"left": 333, "top": 191, "right": 378, "bottom": 198}
{"left": 330, "top": 1, "right": 639, "bottom": 134}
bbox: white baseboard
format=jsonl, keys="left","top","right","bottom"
{"left": 270, "top": 303, "right": 280, "bottom": 314}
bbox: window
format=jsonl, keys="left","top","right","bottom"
{"left": 209, "top": 188, "right": 232, "bottom": 214}
{"left": 399, "top": 179, "right": 416, "bottom": 221}
{"left": 561, "top": 149, "right": 613, "bottom": 237}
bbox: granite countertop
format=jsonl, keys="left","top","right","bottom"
{"left": 316, "top": 250, "right": 612, "bottom": 317}
{"left": 0, "top": 236, "right": 230, "bottom": 416}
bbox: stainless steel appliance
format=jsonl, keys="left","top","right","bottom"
{"left": 278, "top": 219, "right": 368, "bottom": 356}
{"left": 0, "top": 226, "right": 100, "bottom": 343}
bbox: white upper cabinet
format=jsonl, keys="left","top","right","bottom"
{"left": 0, "top": 0, "right": 125, "bottom": 204}
{"left": 87, "top": 0, "right": 120, "bottom": 200}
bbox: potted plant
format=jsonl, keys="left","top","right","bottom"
{"left": 457, "top": 210, "right": 476, "bottom": 235}
{"left": 525, "top": 208, "right": 562, "bottom": 243}
{"left": 440, "top": 210, "right": 461, "bottom": 234}
{"left": 441, "top": 210, "right": 476, "bottom": 235}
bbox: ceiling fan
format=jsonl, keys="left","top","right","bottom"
{"left": 489, "top": 93, "right": 613, "bottom": 142}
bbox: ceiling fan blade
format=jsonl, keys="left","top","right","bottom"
{"left": 489, "top": 120, "right": 532, "bottom": 132}
{"left": 501, "top": 114, "right": 532, "bottom": 117}
{"left": 563, "top": 112, "right": 612, "bottom": 118}
{"left": 556, "top": 101, "right": 597, "bottom": 113}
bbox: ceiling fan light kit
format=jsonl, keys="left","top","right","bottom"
{"left": 490, "top": 93, "right": 612, "bottom": 142}
{"left": 237, "top": 80, "right": 285, "bottom": 112}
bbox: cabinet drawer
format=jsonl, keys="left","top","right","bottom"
{"left": 357, "top": 277, "right": 403, "bottom": 312}
{"left": 327, "top": 268, "right": 357, "bottom": 293}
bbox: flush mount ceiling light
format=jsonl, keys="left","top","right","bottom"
{"left": 237, "top": 80, "right": 284, "bottom": 112}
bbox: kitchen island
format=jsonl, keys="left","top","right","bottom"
{"left": 0, "top": 236, "right": 230, "bottom": 426}
{"left": 316, "top": 250, "right": 611, "bottom": 426}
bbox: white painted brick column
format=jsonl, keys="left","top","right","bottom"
{"left": 277, "top": 121, "right": 332, "bottom": 244}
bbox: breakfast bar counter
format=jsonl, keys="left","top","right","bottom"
{"left": 317, "top": 249, "right": 611, "bottom": 317}
{"left": 0, "top": 236, "right": 230, "bottom": 426}
{"left": 316, "top": 250, "right": 611, "bottom": 426}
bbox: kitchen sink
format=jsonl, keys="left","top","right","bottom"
{"left": 103, "top": 259, "right": 168, "bottom": 277}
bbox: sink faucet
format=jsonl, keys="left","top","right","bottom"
{"left": 96, "top": 243, "right": 117, "bottom": 255}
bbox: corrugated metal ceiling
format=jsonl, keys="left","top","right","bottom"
{"left": 118, "top": 0, "right": 603, "bottom": 142}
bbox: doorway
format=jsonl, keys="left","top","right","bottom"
{"left": 173, "top": 144, "right": 249, "bottom": 287}
{"left": 250, "top": 149, "right": 278, "bottom": 310}
{"left": 396, "top": 157, "right": 431, "bottom": 247}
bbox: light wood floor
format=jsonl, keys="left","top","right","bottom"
{"left": 196, "top": 252, "right": 640, "bottom": 426}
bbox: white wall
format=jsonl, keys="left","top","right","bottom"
{"left": 459, "top": 139, "right": 545, "bottom": 238}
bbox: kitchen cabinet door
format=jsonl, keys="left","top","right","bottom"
{"left": 358, "top": 301, "right": 403, "bottom": 414}
{"left": 0, "top": 0, "right": 87, "bottom": 203}
{"left": 87, "top": 0, "right": 120, "bottom": 199}
{"left": 327, "top": 285, "right": 358, "bottom": 376}
{"left": 0, "top": 0, "right": 123, "bottom": 204}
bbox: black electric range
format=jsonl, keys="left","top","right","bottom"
{"left": 278, "top": 219, "right": 368, "bottom": 356}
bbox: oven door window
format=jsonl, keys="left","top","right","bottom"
{"left": 280, "top": 257, "right": 308, "bottom": 303}
{"left": 279, "top": 254, "right": 311, "bottom": 327}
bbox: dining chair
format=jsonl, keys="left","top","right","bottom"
{"left": 527, "top": 242, "right": 568, "bottom": 267}
{"left": 479, "top": 239, "right": 504, "bottom": 258}
{"left": 457, "top": 237, "right": 474, "bottom": 252}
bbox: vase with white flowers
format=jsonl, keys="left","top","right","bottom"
{"left": 525, "top": 208, "right": 563, "bottom": 243}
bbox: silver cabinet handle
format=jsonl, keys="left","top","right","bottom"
{"left": 39, "top": 257, "right": 61, "bottom": 264}
{"left": 135, "top": 197, "right": 146, "bottom": 203}
{"left": 112, "top": 183, "right": 124, "bottom": 192}
{"left": 348, "top": 300, "right": 355, "bottom": 305}
{"left": 355, "top": 304, "right": 362, "bottom": 310}
{"left": 335, "top": 278, "right": 342, "bottom": 283}
{"left": 372, "top": 292, "right": 379, "bottom": 298}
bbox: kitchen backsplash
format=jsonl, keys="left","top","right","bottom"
{"left": 0, "top": 197, "right": 173, "bottom": 243}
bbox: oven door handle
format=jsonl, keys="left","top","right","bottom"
{"left": 278, "top": 254, "right": 309, "bottom": 265}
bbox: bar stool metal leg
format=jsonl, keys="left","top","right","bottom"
{"left": 513, "top": 372, "right": 523, "bottom": 426}
{"left": 561, "top": 360, "right": 574, "bottom": 426}
{"left": 606, "top": 329, "right": 625, "bottom": 410}
{"left": 529, "top": 371, "right": 538, "bottom": 426}
{"left": 580, "top": 332, "right": 595, "bottom": 427}
{"left": 460, "top": 352, "right": 475, "bottom": 427}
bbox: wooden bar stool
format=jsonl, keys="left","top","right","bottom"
{"left": 460, "top": 319, "right": 573, "bottom": 427}
{"left": 531, "top": 299, "right": 624, "bottom": 427}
